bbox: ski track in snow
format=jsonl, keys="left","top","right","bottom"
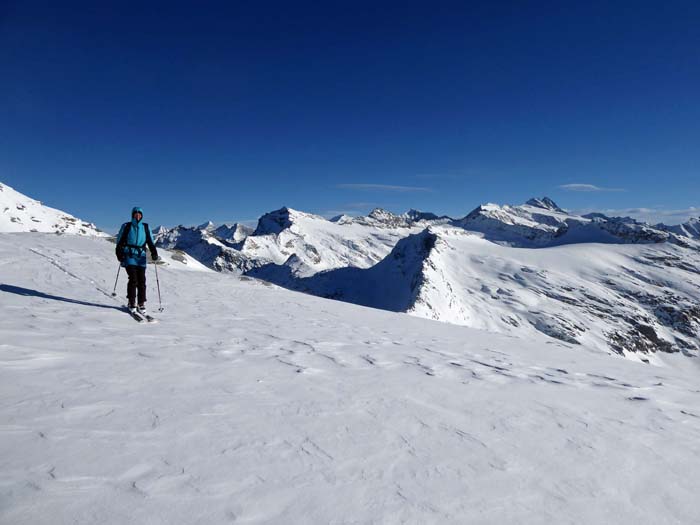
{"left": 1, "top": 234, "right": 700, "bottom": 524}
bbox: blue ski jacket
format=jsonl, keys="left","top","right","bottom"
{"left": 116, "top": 207, "right": 158, "bottom": 267}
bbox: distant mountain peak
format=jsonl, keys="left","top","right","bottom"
{"left": 252, "top": 207, "right": 326, "bottom": 236}
{"left": 368, "top": 208, "right": 396, "bottom": 219}
{"left": 525, "top": 197, "right": 563, "bottom": 212}
{"left": 197, "top": 220, "right": 216, "bottom": 231}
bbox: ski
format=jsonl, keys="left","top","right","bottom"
{"left": 141, "top": 313, "right": 158, "bottom": 323}
{"left": 123, "top": 305, "right": 159, "bottom": 323}
{"left": 124, "top": 306, "right": 146, "bottom": 322}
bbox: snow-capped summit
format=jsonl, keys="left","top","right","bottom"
{"left": 197, "top": 220, "right": 216, "bottom": 232}
{"left": 151, "top": 225, "right": 169, "bottom": 237}
{"left": 0, "top": 181, "right": 105, "bottom": 236}
{"left": 456, "top": 198, "right": 688, "bottom": 248}
{"left": 457, "top": 200, "right": 570, "bottom": 246}
{"left": 252, "top": 207, "right": 316, "bottom": 236}
{"left": 525, "top": 196, "right": 564, "bottom": 212}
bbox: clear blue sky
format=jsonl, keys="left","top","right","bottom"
{"left": 1, "top": 1, "right": 698, "bottom": 232}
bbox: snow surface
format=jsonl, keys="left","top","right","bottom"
{"left": 0, "top": 182, "right": 105, "bottom": 236}
{"left": 2, "top": 233, "right": 700, "bottom": 524}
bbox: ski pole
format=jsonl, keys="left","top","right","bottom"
{"left": 154, "top": 259, "right": 163, "bottom": 312}
{"left": 111, "top": 265, "right": 121, "bottom": 297}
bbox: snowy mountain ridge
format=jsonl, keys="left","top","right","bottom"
{"left": 455, "top": 198, "right": 697, "bottom": 248}
{"left": 154, "top": 196, "right": 700, "bottom": 279}
{"left": 0, "top": 182, "right": 106, "bottom": 236}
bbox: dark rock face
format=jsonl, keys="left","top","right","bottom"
{"left": 212, "top": 249, "right": 259, "bottom": 273}
{"left": 253, "top": 208, "right": 295, "bottom": 236}
{"left": 654, "top": 304, "right": 700, "bottom": 337}
{"left": 596, "top": 217, "right": 670, "bottom": 244}
{"left": 531, "top": 315, "right": 583, "bottom": 345}
{"left": 608, "top": 325, "right": 676, "bottom": 355}
{"left": 525, "top": 197, "right": 563, "bottom": 212}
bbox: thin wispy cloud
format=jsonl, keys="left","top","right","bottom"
{"left": 559, "top": 183, "right": 626, "bottom": 192}
{"left": 337, "top": 183, "right": 433, "bottom": 193}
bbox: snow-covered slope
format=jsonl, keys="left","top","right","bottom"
{"left": 2, "top": 232, "right": 700, "bottom": 524}
{"left": 0, "top": 182, "right": 105, "bottom": 236}
{"left": 277, "top": 226, "right": 700, "bottom": 359}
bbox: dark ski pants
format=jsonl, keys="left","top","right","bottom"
{"left": 126, "top": 265, "right": 147, "bottom": 306}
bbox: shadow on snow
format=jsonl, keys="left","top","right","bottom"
{"left": 0, "top": 284, "right": 123, "bottom": 311}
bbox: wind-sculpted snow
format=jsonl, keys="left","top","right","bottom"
{"left": 2, "top": 232, "right": 700, "bottom": 523}
{"left": 0, "top": 182, "right": 105, "bottom": 236}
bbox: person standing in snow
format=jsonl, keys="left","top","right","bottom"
{"left": 115, "top": 207, "right": 159, "bottom": 314}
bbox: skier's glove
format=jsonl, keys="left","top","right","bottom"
{"left": 116, "top": 249, "right": 124, "bottom": 262}
{"left": 151, "top": 251, "right": 159, "bottom": 261}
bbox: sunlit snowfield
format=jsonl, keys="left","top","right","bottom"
{"left": 2, "top": 234, "right": 700, "bottom": 524}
